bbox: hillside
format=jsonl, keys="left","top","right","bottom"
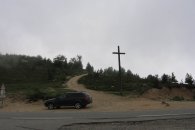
{"left": 0, "top": 54, "right": 84, "bottom": 100}
{"left": 79, "top": 67, "right": 195, "bottom": 99}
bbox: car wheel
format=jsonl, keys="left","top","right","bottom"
{"left": 75, "top": 103, "right": 82, "bottom": 109}
{"left": 48, "top": 103, "right": 54, "bottom": 110}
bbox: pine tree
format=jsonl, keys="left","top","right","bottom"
{"left": 185, "top": 73, "right": 193, "bottom": 85}
{"left": 86, "top": 63, "right": 94, "bottom": 74}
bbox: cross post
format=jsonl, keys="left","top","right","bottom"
{"left": 113, "top": 46, "right": 125, "bottom": 95}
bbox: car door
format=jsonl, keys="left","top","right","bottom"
{"left": 65, "top": 93, "right": 76, "bottom": 106}
{"left": 56, "top": 94, "right": 67, "bottom": 106}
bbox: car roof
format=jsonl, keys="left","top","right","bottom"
{"left": 65, "top": 91, "right": 87, "bottom": 94}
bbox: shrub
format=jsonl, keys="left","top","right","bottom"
{"left": 172, "top": 96, "right": 184, "bottom": 101}
{"left": 26, "top": 88, "right": 45, "bottom": 101}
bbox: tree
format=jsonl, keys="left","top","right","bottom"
{"left": 171, "top": 72, "right": 178, "bottom": 83}
{"left": 86, "top": 63, "right": 94, "bottom": 74}
{"left": 147, "top": 75, "right": 159, "bottom": 81}
{"left": 146, "top": 74, "right": 160, "bottom": 88}
{"left": 185, "top": 73, "right": 193, "bottom": 85}
{"left": 68, "top": 55, "right": 83, "bottom": 74}
{"left": 53, "top": 55, "right": 67, "bottom": 68}
{"left": 161, "top": 74, "right": 171, "bottom": 84}
{"left": 103, "top": 67, "right": 115, "bottom": 76}
{"left": 126, "top": 70, "right": 133, "bottom": 76}
{"left": 121, "top": 67, "right": 126, "bottom": 76}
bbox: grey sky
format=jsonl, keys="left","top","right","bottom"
{"left": 0, "top": 0, "right": 195, "bottom": 81}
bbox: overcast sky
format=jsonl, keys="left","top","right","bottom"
{"left": 0, "top": 0, "right": 195, "bottom": 81}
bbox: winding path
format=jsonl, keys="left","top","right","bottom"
{"left": 66, "top": 74, "right": 167, "bottom": 112}
{"left": 66, "top": 74, "right": 127, "bottom": 111}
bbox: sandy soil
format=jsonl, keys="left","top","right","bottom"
{"left": 0, "top": 99, "right": 45, "bottom": 112}
{"left": 0, "top": 74, "right": 195, "bottom": 112}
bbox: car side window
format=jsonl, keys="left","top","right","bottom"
{"left": 66, "top": 93, "right": 72, "bottom": 98}
{"left": 77, "top": 93, "right": 84, "bottom": 97}
{"left": 58, "top": 94, "right": 66, "bottom": 99}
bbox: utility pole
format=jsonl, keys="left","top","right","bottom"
{"left": 113, "top": 46, "right": 125, "bottom": 95}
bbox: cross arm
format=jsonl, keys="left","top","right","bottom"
{"left": 112, "top": 52, "right": 126, "bottom": 55}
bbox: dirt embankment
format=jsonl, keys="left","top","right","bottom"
{"left": 142, "top": 87, "right": 194, "bottom": 100}
{"left": 0, "top": 74, "right": 195, "bottom": 112}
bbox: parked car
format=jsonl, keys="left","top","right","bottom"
{"left": 44, "top": 92, "right": 92, "bottom": 109}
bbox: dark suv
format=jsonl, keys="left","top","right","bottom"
{"left": 44, "top": 92, "right": 92, "bottom": 109}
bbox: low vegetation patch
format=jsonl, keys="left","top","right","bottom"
{"left": 79, "top": 74, "right": 152, "bottom": 95}
{"left": 6, "top": 82, "right": 75, "bottom": 101}
{"left": 171, "top": 96, "right": 185, "bottom": 101}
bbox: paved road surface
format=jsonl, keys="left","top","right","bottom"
{"left": 1, "top": 109, "right": 195, "bottom": 130}
{"left": 60, "top": 118, "right": 195, "bottom": 130}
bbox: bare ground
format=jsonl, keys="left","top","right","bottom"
{"left": 0, "top": 74, "right": 195, "bottom": 112}
{"left": 66, "top": 74, "right": 195, "bottom": 112}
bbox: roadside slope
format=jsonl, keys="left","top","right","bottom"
{"left": 66, "top": 74, "right": 195, "bottom": 112}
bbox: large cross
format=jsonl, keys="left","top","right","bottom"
{"left": 113, "top": 46, "right": 125, "bottom": 95}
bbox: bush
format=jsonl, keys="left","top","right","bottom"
{"left": 6, "top": 82, "right": 74, "bottom": 101}
{"left": 172, "top": 96, "right": 184, "bottom": 101}
{"left": 79, "top": 74, "right": 153, "bottom": 95}
{"left": 26, "top": 88, "right": 45, "bottom": 101}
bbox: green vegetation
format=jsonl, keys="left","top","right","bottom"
{"left": 185, "top": 73, "right": 194, "bottom": 85}
{"left": 0, "top": 54, "right": 84, "bottom": 101}
{"left": 79, "top": 63, "right": 195, "bottom": 95}
{"left": 79, "top": 67, "right": 154, "bottom": 95}
{"left": 7, "top": 82, "right": 75, "bottom": 101}
{"left": 171, "top": 96, "right": 185, "bottom": 101}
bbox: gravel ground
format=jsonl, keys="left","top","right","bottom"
{"left": 60, "top": 118, "right": 195, "bottom": 130}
